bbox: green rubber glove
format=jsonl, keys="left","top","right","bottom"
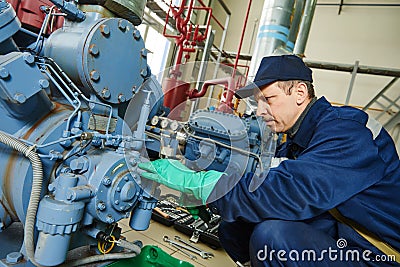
{"left": 138, "top": 159, "right": 224, "bottom": 204}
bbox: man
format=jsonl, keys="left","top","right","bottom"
{"left": 139, "top": 55, "right": 400, "bottom": 266}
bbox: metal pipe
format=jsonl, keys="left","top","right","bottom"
{"left": 233, "top": 0, "right": 252, "bottom": 71}
{"left": 287, "top": 0, "right": 305, "bottom": 52}
{"left": 345, "top": 60, "right": 359, "bottom": 105}
{"left": 293, "top": 0, "right": 317, "bottom": 56}
{"left": 317, "top": 3, "right": 400, "bottom": 7}
{"left": 303, "top": 59, "right": 400, "bottom": 77}
{"left": 248, "top": 0, "right": 295, "bottom": 78}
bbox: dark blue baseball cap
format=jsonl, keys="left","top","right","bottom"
{"left": 236, "top": 55, "right": 313, "bottom": 98}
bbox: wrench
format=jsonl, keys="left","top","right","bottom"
{"left": 163, "top": 236, "right": 213, "bottom": 259}
{"left": 170, "top": 243, "right": 197, "bottom": 260}
{"left": 174, "top": 235, "right": 214, "bottom": 258}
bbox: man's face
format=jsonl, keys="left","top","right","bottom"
{"left": 255, "top": 81, "right": 303, "bottom": 133}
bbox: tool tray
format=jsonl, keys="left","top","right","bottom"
{"left": 151, "top": 195, "right": 221, "bottom": 249}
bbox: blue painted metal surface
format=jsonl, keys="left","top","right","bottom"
{"left": 0, "top": 3, "right": 159, "bottom": 266}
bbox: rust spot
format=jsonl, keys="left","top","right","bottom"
{"left": 23, "top": 102, "right": 71, "bottom": 139}
{"left": 3, "top": 152, "right": 18, "bottom": 216}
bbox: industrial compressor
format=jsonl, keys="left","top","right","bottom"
{"left": 0, "top": 0, "right": 273, "bottom": 266}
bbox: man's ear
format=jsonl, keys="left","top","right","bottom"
{"left": 296, "top": 82, "right": 308, "bottom": 105}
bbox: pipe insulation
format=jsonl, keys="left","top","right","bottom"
{"left": 0, "top": 131, "right": 43, "bottom": 267}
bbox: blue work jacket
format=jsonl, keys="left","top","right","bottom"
{"left": 209, "top": 96, "right": 400, "bottom": 254}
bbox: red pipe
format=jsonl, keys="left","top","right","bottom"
{"left": 217, "top": 0, "right": 252, "bottom": 112}
{"left": 187, "top": 77, "right": 235, "bottom": 99}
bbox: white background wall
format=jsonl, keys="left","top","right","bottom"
{"left": 212, "top": 0, "right": 400, "bottom": 107}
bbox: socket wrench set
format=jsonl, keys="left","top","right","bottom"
{"left": 151, "top": 194, "right": 222, "bottom": 249}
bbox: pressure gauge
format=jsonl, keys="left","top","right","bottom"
{"left": 160, "top": 119, "right": 169, "bottom": 129}
{"left": 151, "top": 116, "right": 159, "bottom": 125}
{"left": 170, "top": 121, "right": 179, "bottom": 131}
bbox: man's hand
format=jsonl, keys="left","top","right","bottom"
{"left": 138, "top": 159, "right": 224, "bottom": 204}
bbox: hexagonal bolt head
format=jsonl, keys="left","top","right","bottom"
{"left": 118, "top": 19, "right": 127, "bottom": 31}
{"left": 101, "top": 88, "right": 111, "bottom": 99}
{"left": 100, "top": 24, "right": 110, "bottom": 36}
{"left": 0, "top": 67, "right": 9, "bottom": 79}
{"left": 106, "top": 215, "right": 115, "bottom": 224}
{"left": 90, "top": 70, "right": 100, "bottom": 81}
{"left": 102, "top": 177, "right": 112, "bottom": 186}
{"left": 89, "top": 44, "right": 99, "bottom": 56}
{"left": 133, "top": 29, "right": 141, "bottom": 40}
{"left": 118, "top": 94, "right": 126, "bottom": 102}
{"left": 6, "top": 252, "right": 23, "bottom": 264}
{"left": 13, "top": 93, "right": 26, "bottom": 104}
{"left": 141, "top": 48, "right": 148, "bottom": 58}
{"left": 70, "top": 157, "right": 89, "bottom": 172}
{"left": 39, "top": 79, "right": 49, "bottom": 89}
{"left": 140, "top": 68, "right": 148, "bottom": 77}
{"left": 97, "top": 202, "right": 106, "bottom": 211}
{"left": 23, "top": 53, "right": 35, "bottom": 64}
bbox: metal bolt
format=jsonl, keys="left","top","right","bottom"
{"left": 133, "top": 29, "right": 141, "bottom": 40}
{"left": 100, "top": 24, "right": 110, "bottom": 36}
{"left": 106, "top": 215, "right": 115, "bottom": 224}
{"left": 102, "top": 177, "right": 111, "bottom": 186}
{"left": 124, "top": 176, "right": 129, "bottom": 181}
{"left": 101, "top": 88, "right": 110, "bottom": 99}
{"left": 118, "top": 19, "right": 127, "bottom": 31}
{"left": 6, "top": 252, "right": 23, "bottom": 264}
{"left": 13, "top": 93, "right": 26, "bottom": 104}
{"left": 97, "top": 202, "right": 106, "bottom": 211}
{"left": 39, "top": 79, "right": 49, "bottom": 89}
{"left": 90, "top": 70, "right": 100, "bottom": 81}
{"left": 0, "top": 67, "right": 9, "bottom": 78}
{"left": 70, "top": 157, "right": 88, "bottom": 172}
{"left": 118, "top": 94, "right": 126, "bottom": 102}
{"left": 132, "top": 85, "right": 137, "bottom": 93}
{"left": 66, "top": 192, "right": 75, "bottom": 200}
{"left": 89, "top": 44, "right": 99, "bottom": 56}
{"left": 141, "top": 48, "right": 148, "bottom": 58}
{"left": 116, "top": 187, "right": 121, "bottom": 192}
{"left": 114, "top": 200, "right": 119, "bottom": 205}
{"left": 23, "top": 53, "right": 35, "bottom": 64}
{"left": 140, "top": 68, "right": 148, "bottom": 77}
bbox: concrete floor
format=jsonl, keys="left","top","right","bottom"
{"left": 119, "top": 218, "right": 237, "bottom": 267}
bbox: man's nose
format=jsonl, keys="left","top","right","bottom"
{"left": 256, "top": 101, "right": 270, "bottom": 116}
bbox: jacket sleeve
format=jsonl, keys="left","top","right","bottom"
{"left": 208, "top": 116, "right": 387, "bottom": 223}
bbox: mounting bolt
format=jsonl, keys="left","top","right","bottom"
{"left": 102, "top": 176, "right": 111, "bottom": 186}
{"left": 100, "top": 24, "right": 110, "bottom": 36}
{"left": 6, "top": 252, "right": 23, "bottom": 264}
{"left": 140, "top": 68, "right": 147, "bottom": 77}
{"left": 106, "top": 215, "right": 115, "bottom": 224}
{"left": 23, "top": 53, "right": 35, "bottom": 64}
{"left": 133, "top": 29, "right": 141, "bottom": 40}
{"left": 114, "top": 200, "right": 119, "bottom": 205}
{"left": 39, "top": 79, "right": 49, "bottom": 89}
{"left": 101, "top": 88, "right": 110, "bottom": 99}
{"left": 0, "top": 67, "right": 9, "bottom": 79}
{"left": 89, "top": 44, "right": 99, "bottom": 56}
{"left": 141, "top": 48, "right": 148, "bottom": 58}
{"left": 118, "top": 19, "right": 127, "bottom": 31}
{"left": 97, "top": 202, "right": 106, "bottom": 211}
{"left": 13, "top": 93, "right": 26, "bottom": 104}
{"left": 118, "top": 94, "right": 126, "bottom": 102}
{"left": 90, "top": 70, "right": 100, "bottom": 81}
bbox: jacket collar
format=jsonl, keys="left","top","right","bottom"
{"left": 288, "top": 96, "right": 332, "bottom": 149}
